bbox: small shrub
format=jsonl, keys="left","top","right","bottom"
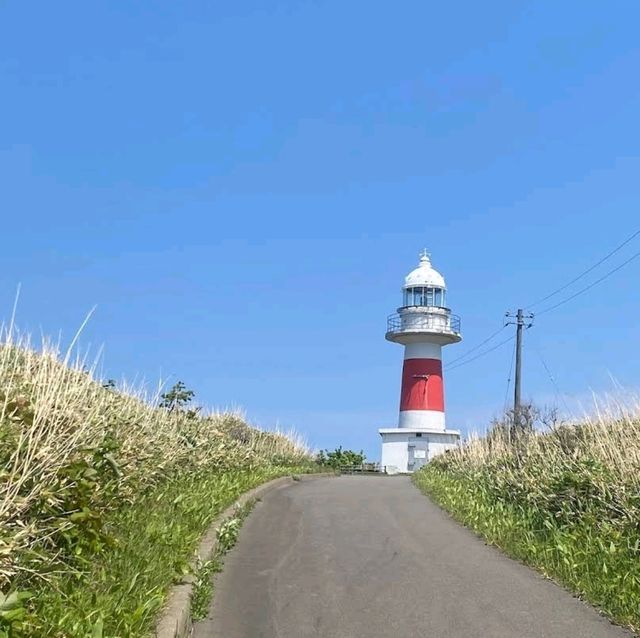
{"left": 315, "top": 446, "right": 365, "bottom": 469}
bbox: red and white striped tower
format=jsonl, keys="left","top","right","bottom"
{"left": 379, "top": 251, "right": 462, "bottom": 472}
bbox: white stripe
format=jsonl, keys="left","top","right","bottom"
{"left": 399, "top": 410, "right": 445, "bottom": 430}
{"left": 403, "top": 342, "right": 442, "bottom": 359}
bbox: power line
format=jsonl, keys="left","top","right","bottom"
{"left": 530, "top": 337, "right": 572, "bottom": 416}
{"left": 536, "top": 247, "right": 640, "bottom": 316}
{"left": 442, "top": 228, "right": 640, "bottom": 414}
{"left": 445, "top": 333, "right": 515, "bottom": 372}
{"left": 526, "top": 227, "right": 640, "bottom": 309}
{"left": 445, "top": 325, "right": 507, "bottom": 367}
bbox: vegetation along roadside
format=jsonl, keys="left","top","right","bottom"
{"left": 0, "top": 329, "right": 314, "bottom": 637}
{"left": 413, "top": 404, "right": 640, "bottom": 633}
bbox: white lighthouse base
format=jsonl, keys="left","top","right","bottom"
{"left": 379, "top": 427, "right": 460, "bottom": 474}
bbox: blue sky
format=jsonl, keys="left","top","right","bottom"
{"left": 2, "top": 2, "right": 640, "bottom": 458}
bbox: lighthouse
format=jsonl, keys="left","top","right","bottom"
{"left": 379, "top": 251, "right": 462, "bottom": 473}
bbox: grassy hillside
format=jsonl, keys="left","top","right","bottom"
{"left": 414, "top": 408, "right": 640, "bottom": 632}
{"left": 0, "top": 331, "right": 313, "bottom": 636}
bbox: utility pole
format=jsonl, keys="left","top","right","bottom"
{"left": 514, "top": 308, "right": 524, "bottom": 418}
{"left": 505, "top": 309, "right": 534, "bottom": 433}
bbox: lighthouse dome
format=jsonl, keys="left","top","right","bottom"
{"left": 403, "top": 251, "right": 446, "bottom": 290}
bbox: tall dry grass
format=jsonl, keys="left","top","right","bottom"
{"left": 454, "top": 400, "right": 637, "bottom": 470}
{"left": 414, "top": 400, "right": 640, "bottom": 630}
{"left": 0, "top": 326, "right": 310, "bottom": 592}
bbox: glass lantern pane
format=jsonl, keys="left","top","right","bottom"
{"left": 426, "top": 288, "right": 434, "bottom": 306}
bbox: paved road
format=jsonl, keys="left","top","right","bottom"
{"left": 194, "top": 476, "right": 633, "bottom": 638}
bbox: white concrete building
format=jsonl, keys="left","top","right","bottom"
{"left": 380, "top": 251, "right": 462, "bottom": 473}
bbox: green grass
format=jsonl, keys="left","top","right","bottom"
{"left": 28, "top": 467, "right": 310, "bottom": 637}
{"left": 414, "top": 438, "right": 640, "bottom": 632}
{"left": 0, "top": 332, "right": 314, "bottom": 636}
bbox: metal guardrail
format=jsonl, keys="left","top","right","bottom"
{"left": 386, "top": 311, "right": 461, "bottom": 335}
{"left": 339, "top": 464, "right": 382, "bottom": 474}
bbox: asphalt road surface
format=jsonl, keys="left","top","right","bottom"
{"left": 194, "top": 476, "right": 633, "bottom": 638}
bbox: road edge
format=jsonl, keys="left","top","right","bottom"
{"left": 155, "top": 472, "right": 336, "bottom": 638}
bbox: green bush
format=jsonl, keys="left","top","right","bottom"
{"left": 315, "top": 446, "right": 365, "bottom": 468}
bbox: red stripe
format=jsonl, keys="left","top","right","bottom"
{"left": 399, "top": 358, "right": 444, "bottom": 412}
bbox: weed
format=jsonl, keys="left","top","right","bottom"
{"left": 191, "top": 558, "right": 222, "bottom": 621}
{"left": 191, "top": 499, "right": 256, "bottom": 621}
{"left": 0, "top": 590, "right": 32, "bottom": 637}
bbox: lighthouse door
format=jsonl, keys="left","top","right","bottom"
{"left": 413, "top": 448, "right": 427, "bottom": 470}
{"left": 408, "top": 445, "right": 427, "bottom": 471}
{"left": 407, "top": 445, "right": 416, "bottom": 472}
